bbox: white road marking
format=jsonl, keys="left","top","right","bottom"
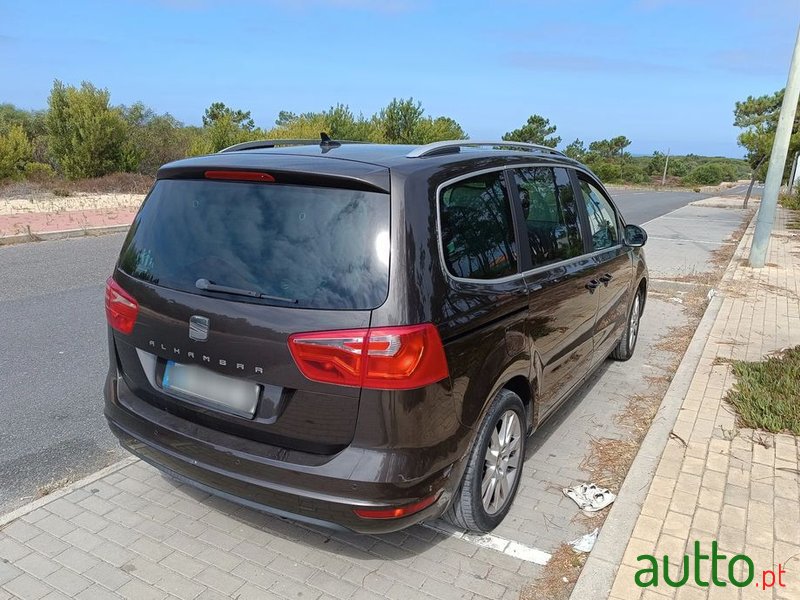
{"left": 423, "top": 520, "right": 551, "bottom": 565}
{"left": 641, "top": 204, "right": 691, "bottom": 226}
{"left": 654, "top": 216, "right": 746, "bottom": 224}
{"left": 646, "top": 236, "right": 736, "bottom": 245}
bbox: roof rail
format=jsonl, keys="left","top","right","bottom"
{"left": 220, "top": 133, "right": 369, "bottom": 154}
{"left": 406, "top": 140, "right": 566, "bottom": 159}
{"left": 219, "top": 139, "right": 319, "bottom": 153}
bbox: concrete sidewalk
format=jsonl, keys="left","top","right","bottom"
{"left": 574, "top": 209, "right": 800, "bottom": 599}
{"left": 0, "top": 208, "right": 135, "bottom": 244}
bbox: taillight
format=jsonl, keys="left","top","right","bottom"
{"left": 105, "top": 277, "right": 139, "bottom": 334}
{"left": 288, "top": 323, "right": 448, "bottom": 390}
{"left": 204, "top": 170, "right": 275, "bottom": 182}
{"left": 353, "top": 492, "right": 440, "bottom": 520}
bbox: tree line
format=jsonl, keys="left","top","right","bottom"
{"left": 0, "top": 79, "right": 756, "bottom": 187}
{"left": 501, "top": 114, "right": 749, "bottom": 186}
{"left": 0, "top": 81, "right": 467, "bottom": 181}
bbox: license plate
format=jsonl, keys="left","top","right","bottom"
{"left": 162, "top": 361, "right": 260, "bottom": 419}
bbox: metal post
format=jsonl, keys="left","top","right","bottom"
{"left": 750, "top": 23, "right": 800, "bottom": 268}
{"left": 661, "top": 148, "right": 670, "bottom": 186}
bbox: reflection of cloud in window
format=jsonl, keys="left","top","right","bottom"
{"left": 122, "top": 181, "right": 390, "bottom": 310}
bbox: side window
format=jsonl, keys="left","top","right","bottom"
{"left": 440, "top": 171, "right": 518, "bottom": 279}
{"left": 579, "top": 179, "right": 619, "bottom": 251}
{"left": 512, "top": 167, "right": 584, "bottom": 267}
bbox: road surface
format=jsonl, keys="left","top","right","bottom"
{"left": 609, "top": 189, "right": 708, "bottom": 225}
{"left": 0, "top": 187, "right": 735, "bottom": 514}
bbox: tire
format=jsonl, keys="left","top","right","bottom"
{"left": 611, "top": 288, "right": 643, "bottom": 361}
{"left": 444, "top": 389, "right": 526, "bottom": 532}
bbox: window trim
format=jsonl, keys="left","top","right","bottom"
{"left": 437, "top": 167, "right": 521, "bottom": 282}
{"left": 575, "top": 172, "right": 624, "bottom": 251}
{"left": 507, "top": 165, "right": 587, "bottom": 272}
{"left": 436, "top": 163, "right": 624, "bottom": 285}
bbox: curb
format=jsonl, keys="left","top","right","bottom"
{"left": 0, "top": 457, "right": 138, "bottom": 528}
{"left": 568, "top": 212, "right": 755, "bottom": 599}
{"left": 0, "top": 223, "right": 131, "bottom": 246}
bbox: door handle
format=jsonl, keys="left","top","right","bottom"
{"left": 599, "top": 273, "right": 613, "bottom": 286}
{"left": 585, "top": 279, "right": 600, "bottom": 294}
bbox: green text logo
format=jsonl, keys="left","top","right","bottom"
{"left": 635, "top": 541, "right": 787, "bottom": 590}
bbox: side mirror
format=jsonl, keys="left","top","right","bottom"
{"left": 624, "top": 224, "right": 647, "bottom": 247}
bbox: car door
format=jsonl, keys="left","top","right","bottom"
{"left": 575, "top": 174, "right": 633, "bottom": 364}
{"left": 436, "top": 169, "right": 531, "bottom": 429}
{"left": 509, "top": 166, "right": 598, "bottom": 422}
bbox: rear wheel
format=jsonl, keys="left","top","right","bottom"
{"left": 445, "top": 389, "right": 526, "bottom": 532}
{"left": 612, "top": 289, "right": 643, "bottom": 361}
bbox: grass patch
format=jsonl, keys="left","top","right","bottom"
{"left": 779, "top": 191, "right": 800, "bottom": 210}
{"left": 520, "top": 543, "right": 587, "bottom": 600}
{"left": 726, "top": 346, "right": 800, "bottom": 434}
{"left": 0, "top": 172, "right": 153, "bottom": 199}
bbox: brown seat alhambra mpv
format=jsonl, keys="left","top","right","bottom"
{"left": 104, "top": 138, "right": 648, "bottom": 533}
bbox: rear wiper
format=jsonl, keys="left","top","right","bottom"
{"left": 195, "top": 278, "right": 298, "bottom": 304}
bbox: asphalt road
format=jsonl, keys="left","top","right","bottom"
{"left": 609, "top": 189, "right": 708, "bottom": 225}
{"left": 719, "top": 181, "right": 764, "bottom": 198}
{"left": 0, "top": 187, "right": 732, "bottom": 514}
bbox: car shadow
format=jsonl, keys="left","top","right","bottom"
{"left": 154, "top": 362, "right": 616, "bottom": 566}
{"left": 524, "top": 359, "right": 614, "bottom": 460}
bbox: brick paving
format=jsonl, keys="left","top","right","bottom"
{"left": 0, "top": 202, "right": 752, "bottom": 599}
{"left": 0, "top": 462, "right": 541, "bottom": 600}
{"left": 607, "top": 209, "right": 800, "bottom": 600}
{"left": 0, "top": 208, "right": 136, "bottom": 238}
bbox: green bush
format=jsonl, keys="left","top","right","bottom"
{"left": 620, "top": 162, "right": 648, "bottom": 184}
{"left": 779, "top": 190, "right": 800, "bottom": 210}
{"left": 589, "top": 161, "right": 622, "bottom": 183}
{"left": 685, "top": 162, "right": 738, "bottom": 186}
{"left": 23, "top": 161, "right": 55, "bottom": 182}
{"left": 46, "top": 80, "right": 129, "bottom": 179}
{"left": 0, "top": 124, "right": 32, "bottom": 180}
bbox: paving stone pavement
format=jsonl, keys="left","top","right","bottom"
{"left": 0, "top": 203, "right": 750, "bottom": 600}
{"left": 606, "top": 209, "right": 800, "bottom": 600}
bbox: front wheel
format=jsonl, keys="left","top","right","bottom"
{"left": 444, "top": 389, "right": 526, "bottom": 532}
{"left": 612, "top": 289, "right": 643, "bottom": 361}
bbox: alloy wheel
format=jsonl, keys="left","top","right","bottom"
{"left": 481, "top": 410, "right": 522, "bottom": 514}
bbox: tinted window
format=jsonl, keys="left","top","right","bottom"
{"left": 118, "top": 180, "right": 390, "bottom": 310}
{"left": 580, "top": 180, "right": 619, "bottom": 251}
{"left": 440, "top": 171, "right": 518, "bottom": 279}
{"left": 513, "top": 167, "right": 584, "bottom": 267}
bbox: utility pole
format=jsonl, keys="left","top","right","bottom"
{"left": 750, "top": 23, "right": 800, "bottom": 268}
{"left": 789, "top": 151, "right": 799, "bottom": 194}
{"left": 661, "top": 148, "right": 670, "bottom": 186}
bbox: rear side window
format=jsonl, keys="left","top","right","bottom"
{"left": 512, "top": 167, "right": 584, "bottom": 267}
{"left": 118, "top": 179, "right": 390, "bottom": 310}
{"left": 440, "top": 171, "right": 518, "bottom": 280}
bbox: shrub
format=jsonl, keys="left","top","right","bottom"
{"left": 46, "top": 80, "right": 129, "bottom": 179}
{"left": 589, "top": 161, "right": 622, "bottom": 183}
{"left": 0, "top": 124, "right": 32, "bottom": 180}
{"left": 779, "top": 190, "right": 800, "bottom": 210}
{"left": 685, "top": 162, "right": 738, "bottom": 186}
{"left": 23, "top": 161, "right": 55, "bottom": 182}
{"left": 620, "top": 162, "right": 648, "bottom": 184}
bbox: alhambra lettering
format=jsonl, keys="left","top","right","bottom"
{"left": 147, "top": 340, "right": 264, "bottom": 374}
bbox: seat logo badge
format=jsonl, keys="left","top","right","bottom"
{"left": 189, "top": 315, "right": 210, "bottom": 341}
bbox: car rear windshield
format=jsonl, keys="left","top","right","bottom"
{"left": 118, "top": 179, "right": 390, "bottom": 310}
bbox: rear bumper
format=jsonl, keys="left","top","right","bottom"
{"left": 104, "top": 372, "right": 466, "bottom": 534}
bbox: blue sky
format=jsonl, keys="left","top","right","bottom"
{"left": 1, "top": 0, "right": 796, "bottom": 157}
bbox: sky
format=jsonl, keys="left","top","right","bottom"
{"left": 1, "top": 0, "right": 797, "bottom": 157}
